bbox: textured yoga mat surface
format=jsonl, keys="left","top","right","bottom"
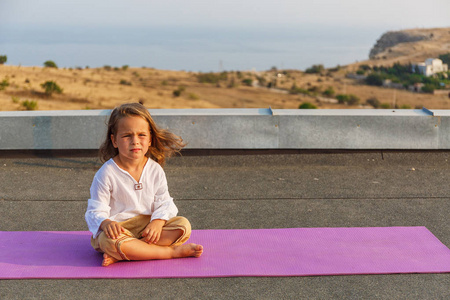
{"left": 0, "top": 227, "right": 449, "bottom": 279}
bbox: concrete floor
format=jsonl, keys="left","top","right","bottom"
{"left": 1, "top": 151, "right": 449, "bottom": 299}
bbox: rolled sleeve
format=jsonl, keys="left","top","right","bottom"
{"left": 151, "top": 170, "right": 178, "bottom": 221}
{"left": 85, "top": 175, "right": 112, "bottom": 237}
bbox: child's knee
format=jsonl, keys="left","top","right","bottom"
{"left": 166, "top": 216, "right": 191, "bottom": 233}
{"left": 177, "top": 216, "right": 192, "bottom": 232}
{"left": 93, "top": 229, "right": 134, "bottom": 260}
{"left": 165, "top": 216, "right": 192, "bottom": 245}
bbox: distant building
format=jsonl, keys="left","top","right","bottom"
{"left": 383, "top": 79, "right": 404, "bottom": 89}
{"left": 413, "top": 58, "right": 448, "bottom": 76}
{"left": 408, "top": 83, "right": 425, "bottom": 92}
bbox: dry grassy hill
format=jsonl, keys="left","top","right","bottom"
{"left": 1, "top": 27, "right": 450, "bottom": 111}
{"left": 365, "top": 27, "right": 450, "bottom": 68}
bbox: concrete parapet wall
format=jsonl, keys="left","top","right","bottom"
{"left": 1, "top": 108, "right": 450, "bottom": 150}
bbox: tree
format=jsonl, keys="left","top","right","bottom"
{"left": 0, "top": 55, "right": 7, "bottom": 64}
{"left": 365, "top": 73, "right": 384, "bottom": 86}
{"left": 439, "top": 53, "right": 450, "bottom": 65}
{"left": 359, "top": 64, "right": 372, "bottom": 71}
{"left": 41, "top": 81, "right": 63, "bottom": 96}
{"left": 43, "top": 60, "right": 58, "bottom": 68}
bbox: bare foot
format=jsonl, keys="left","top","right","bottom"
{"left": 102, "top": 253, "right": 119, "bottom": 267}
{"left": 173, "top": 243, "right": 203, "bottom": 258}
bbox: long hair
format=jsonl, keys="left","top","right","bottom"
{"left": 99, "top": 103, "right": 185, "bottom": 166}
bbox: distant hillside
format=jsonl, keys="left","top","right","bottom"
{"left": 358, "top": 27, "right": 450, "bottom": 68}
{"left": 1, "top": 27, "right": 450, "bottom": 111}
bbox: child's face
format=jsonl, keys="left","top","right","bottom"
{"left": 111, "top": 115, "right": 151, "bottom": 162}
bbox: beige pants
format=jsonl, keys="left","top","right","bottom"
{"left": 91, "top": 215, "right": 191, "bottom": 261}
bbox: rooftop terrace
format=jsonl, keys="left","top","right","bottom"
{"left": 0, "top": 109, "right": 449, "bottom": 299}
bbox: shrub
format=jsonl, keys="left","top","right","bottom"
{"left": 119, "top": 79, "right": 132, "bottom": 86}
{"left": 299, "top": 102, "right": 317, "bottom": 109}
{"left": 366, "top": 97, "right": 381, "bottom": 108}
{"left": 43, "top": 60, "right": 58, "bottom": 68}
{"left": 307, "top": 86, "right": 321, "bottom": 94}
{"left": 0, "top": 77, "right": 9, "bottom": 90}
{"left": 0, "top": 55, "right": 7, "bottom": 64}
{"left": 336, "top": 94, "right": 349, "bottom": 104}
{"left": 197, "top": 72, "right": 227, "bottom": 84}
{"left": 173, "top": 86, "right": 185, "bottom": 97}
{"left": 347, "top": 94, "right": 360, "bottom": 105}
{"left": 328, "top": 65, "right": 341, "bottom": 72}
{"left": 103, "top": 65, "right": 112, "bottom": 71}
{"left": 422, "top": 84, "right": 435, "bottom": 93}
{"left": 380, "top": 103, "right": 391, "bottom": 109}
{"left": 305, "top": 64, "right": 324, "bottom": 74}
{"left": 256, "top": 76, "right": 266, "bottom": 86}
{"left": 21, "top": 100, "right": 38, "bottom": 110}
{"left": 188, "top": 93, "right": 199, "bottom": 100}
{"left": 336, "top": 94, "right": 360, "bottom": 105}
{"left": 40, "top": 81, "right": 63, "bottom": 95}
{"left": 242, "top": 78, "right": 253, "bottom": 86}
{"left": 289, "top": 83, "right": 310, "bottom": 95}
{"left": 227, "top": 78, "right": 237, "bottom": 88}
{"left": 122, "top": 65, "right": 129, "bottom": 71}
{"left": 322, "top": 87, "right": 335, "bottom": 97}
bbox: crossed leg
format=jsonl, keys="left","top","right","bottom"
{"left": 102, "top": 229, "right": 203, "bottom": 267}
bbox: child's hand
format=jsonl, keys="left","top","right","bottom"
{"left": 141, "top": 219, "right": 166, "bottom": 244}
{"left": 100, "top": 219, "right": 125, "bottom": 240}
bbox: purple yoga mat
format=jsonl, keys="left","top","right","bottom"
{"left": 0, "top": 227, "right": 449, "bottom": 279}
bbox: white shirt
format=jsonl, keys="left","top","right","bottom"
{"left": 85, "top": 158, "right": 178, "bottom": 237}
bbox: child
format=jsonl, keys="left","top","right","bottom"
{"left": 85, "top": 103, "right": 203, "bottom": 267}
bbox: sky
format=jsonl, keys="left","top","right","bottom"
{"left": 0, "top": 0, "right": 449, "bottom": 71}
{"left": 1, "top": 0, "right": 449, "bottom": 29}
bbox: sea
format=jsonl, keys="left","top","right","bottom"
{"left": 0, "top": 24, "right": 384, "bottom": 72}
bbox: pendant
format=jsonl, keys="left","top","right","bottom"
{"left": 134, "top": 183, "right": 143, "bottom": 190}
